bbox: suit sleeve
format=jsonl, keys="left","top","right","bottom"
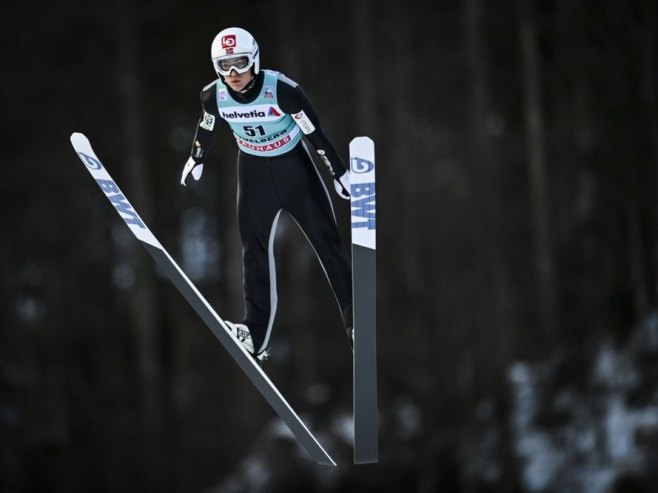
{"left": 189, "top": 83, "right": 221, "bottom": 163}
{"left": 277, "top": 75, "right": 348, "bottom": 178}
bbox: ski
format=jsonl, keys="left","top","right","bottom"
{"left": 349, "top": 136, "right": 379, "bottom": 464}
{"left": 70, "top": 132, "right": 336, "bottom": 466}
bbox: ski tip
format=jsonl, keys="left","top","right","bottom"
{"left": 349, "top": 136, "right": 374, "bottom": 146}
{"left": 70, "top": 132, "right": 88, "bottom": 146}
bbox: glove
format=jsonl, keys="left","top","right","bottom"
{"left": 334, "top": 170, "right": 350, "bottom": 200}
{"left": 181, "top": 157, "right": 204, "bottom": 186}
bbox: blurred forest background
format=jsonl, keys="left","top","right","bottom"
{"left": 2, "top": 0, "right": 658, "bottom": 491}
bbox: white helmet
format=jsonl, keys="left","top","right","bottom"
{"left": 211, "top": 27, "right": 260, "bottom": 77}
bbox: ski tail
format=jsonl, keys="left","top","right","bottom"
{"left": 70, "top": 132, "right": 336, "bottom": 466}
{"left": 349, "top": 136, "right": 379, "bottom": 464}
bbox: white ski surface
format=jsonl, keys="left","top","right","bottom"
{"left": 70, "top": 132, "right": 335, "bottom": 466}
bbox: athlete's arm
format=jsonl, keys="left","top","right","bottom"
{"left": 277, "top": 75, "right": 348, "bottom": 179}
{"left": 189, "top": 82, "right": 221, "bottom": 163}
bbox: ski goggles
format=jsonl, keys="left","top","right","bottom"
{"left": 213, "top": 55, "right": 254, "bottom": 76}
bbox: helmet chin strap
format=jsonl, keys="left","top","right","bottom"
{"left": 238, "top": 72, "right": 256, "bottom": 93}
{"left": 218, "top": 70, "right": 256, "bottom": 93}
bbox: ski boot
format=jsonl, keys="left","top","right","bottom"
{"left": 225, "top": 321, "right": 269, "bottom": 365}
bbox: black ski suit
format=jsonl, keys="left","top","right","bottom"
{"left": 188, "top": 70, "right": 352, "bottom": 354}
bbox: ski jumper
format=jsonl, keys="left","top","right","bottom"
{"left": 189, "top": 70, "right": 352, "bottom": 353}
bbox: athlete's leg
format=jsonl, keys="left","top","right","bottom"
{"left": 237, "top": 152, "right": 282, "bottom": 353}
{"left": 273, "top": 147, "right": 353, "bottom": 319}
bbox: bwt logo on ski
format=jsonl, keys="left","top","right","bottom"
{"left": 350, "top": 155, "right": 376, "bottom": 230}
{"left": 95, "top": 179, "right": 146, "bottom": 229}
{"left": 351, "top": 156, "right": 374, "bottom": 174}
{"left": 351, "top": 181, "right": 376, "bottom": 230}
{"left": 79, "top": 152, "right": 103, "bottom": 170}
